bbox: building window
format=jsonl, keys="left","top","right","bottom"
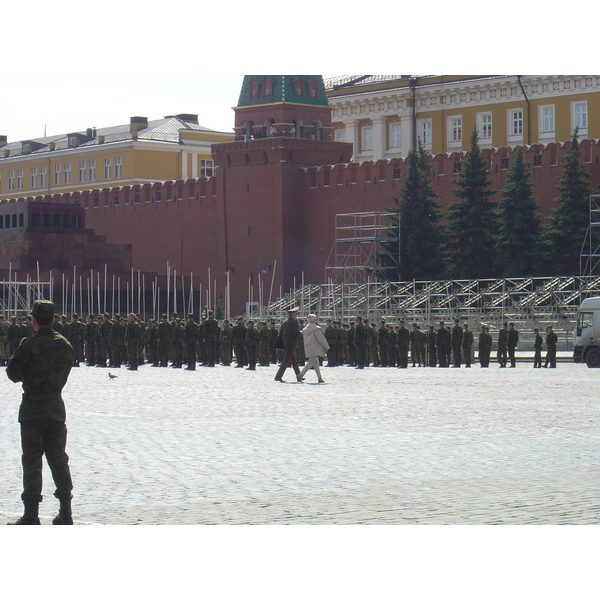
{"left": 389, "top": 122, "right": 401, "bottom": 148}
{"left": 572, "top": 101, "right": 588, "bottom": 132}
{"left": 104, "top": 158, "right": 111, "bottom": 179}
{"left": 453, "top": 161, "right": 461, "bottom": 174}
{"left": 114, "top": 194, "right": 119, "bottom": 206}
{"left": 510, "top": 109, "right": 523, "bottom": 136}
{"left": 418, "top": 119, "right": 432, "bottom": 146}
{"left": 134, "top": 192, "right": 140, "bottom": 204}
{"left": 155, "top": 190, "right": 161, "bottom": 202}
{"left": 479, "top": 112, "right": 492, "bottom": 140}
{"left": 533, "top": 154, "right": 542, "bottom": 167}
{"left": 79, "top": 161, "right": 86, "bottom": 183}
{"left": 200, "top": 159, "right": 215, "bottom": 178}
{"left": 54, "top": 164, "right": 61, "bottom": 186}
{"left": 450, "top": 117, "right": 462, "bottom": 142}
{"left": 114, "top": 156, "right": 122, "bottom": 178}
{"left": 335, "top": 128, "right": 346, "bottom": 143}
{"left": 93, "top": 197, "right": 99, "bottom": 208}
{"left": 362, "top": 125, "right": 373, "bottom": 151}
{"left": 40, "top": 166, "right": 46, "bottom": 187}
{"left": 501, "top": 157, "right": 509, "bottom": 170}
{"left": 540, "top": 105, "right": 555, "bottom": 133}
{"left": 30, "top": 168, "right": 37, "bottom": 188}
{"left": 63, "top": 163, "right": 71, "bottom": 184}
{"left": 393, "top": 167, "right": 401, "bottom": 180}
{"left": 88, "top": 160, "right": 96, "bottom": 181}
{"left": 16, "top": 169, "right": 23, "bottom": 190}
{"left": 8, "top": 171, "right": 15, "bottom": 191}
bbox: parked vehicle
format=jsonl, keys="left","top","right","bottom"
{"left": 573, "top": 297, "right": 600, "bottom": 367}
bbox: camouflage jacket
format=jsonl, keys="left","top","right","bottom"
{"left": 6, "top": 326, "right": 74, "bottom": 423}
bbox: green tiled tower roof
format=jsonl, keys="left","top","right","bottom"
{"left": 237, "top": 76, "right": 329, "bottom": 107}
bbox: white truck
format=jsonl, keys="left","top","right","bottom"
{"left": 573, "top": 296, "right": 600, "bottom": 367}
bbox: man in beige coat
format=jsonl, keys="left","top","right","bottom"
{"left": 299, "top": 314, "right": 330, "bottom": 383}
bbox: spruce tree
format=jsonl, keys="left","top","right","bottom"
{"left": 444, "top": 128, "right": 497, "bottom": 279}
{"left": 495, "top": 149, "right": 541, "bottom": 277}
{"left": 375, "top": 144, "right": 444, "bottom": 282}
{"left": 542, "top": 129, "right": 590, "bottom": 275}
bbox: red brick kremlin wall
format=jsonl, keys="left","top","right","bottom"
{"left": 15, "top": 138, "right": 600, "bottom": 315}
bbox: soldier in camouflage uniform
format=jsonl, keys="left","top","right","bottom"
{"left": 147, "top": 319, "right": 159, "bottom": 367}
{"left": 68, "top": 314, "right": 85, "bottom": 367}
{"left": 6, "top": 300, "right": 74, "bottom": 525}
{"left": 0, "top": 314, "right": 10, "bottom": 365}
{"left": 84, "top": 315, "right": 97, "bottom": 366}
{"left": 124, "top": 313, "right": 141, "bottom": 370}
{"left": 220, "top": 319, "right": 233, "bottom": 366}
{"left": 157, "top": 314, "right": 172, "bottom": 368}
{"left": 171, "top": 318, "right": 184, "bottom": 368}
{"left": 109, "top": 314, "right": 125, "bottom": 368}
{"left": 203, "top": 310, "right": 220, "bottom": 367}
{"left": 232, "top": 317, "right": 247, "bottom": 368}
{"left": 97, "top": 313, "right": 112, "bottom": 367}
{"left": 183, "top": 313, "right": 198, "bottom": 370}
{"left": 244, "top": 320, "right": 258, "bottom": 370}
{"left": 258, "top": 321, "right": 271, "bottom": 367}
{"left": 397, "top": 320, "right": 410, "bottom": 368}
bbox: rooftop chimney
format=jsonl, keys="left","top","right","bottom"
{"left": 175, "top": 113, "right": 199, "bottom": 124}
{"left": 130, "top": 116, "right": 148, "bottom": 135}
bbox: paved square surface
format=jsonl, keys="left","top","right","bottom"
{"left": 1, "top": 359, "right": 599, "bottom": 525}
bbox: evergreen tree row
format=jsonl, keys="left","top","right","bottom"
{"left": 376, "top": 128, "right": 592, "bottom": 282}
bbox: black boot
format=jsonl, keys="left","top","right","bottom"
{"left": 52, "top": 497, "right": 73, "bottom": 525}
{"left": 8, "top": 500, "right": 40, "bottom": 525}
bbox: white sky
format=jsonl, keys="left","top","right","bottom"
{"left": 1, "top": 2, "right": 594, "bottom": 143}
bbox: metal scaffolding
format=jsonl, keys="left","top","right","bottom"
{"left": 580, "top": 194, "right": 600, "bottom": 276}
{"left": 325, "top": 211, "right": 398, "bottom": 285}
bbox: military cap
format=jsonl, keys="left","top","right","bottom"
{"left": 30, "top": 300, "right": 55, "bottom": 320}
{"left": 187, "top": 313, "right": 194, "bottom": 318}
{"left": 288, "top": 306, "right": 299, "bottom": 313}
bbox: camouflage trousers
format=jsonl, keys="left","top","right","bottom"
{"left": 20, "top": 421, "right": 73, "bottom": 503}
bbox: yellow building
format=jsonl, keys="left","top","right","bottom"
{"left": 0, "top": 114, "right": 233, "bottom": 201}
{"left": 325, "top": 75, "right": 600, "bottom": 160}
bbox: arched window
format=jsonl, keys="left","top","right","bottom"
{"left": 292, "top": 118, "right": 303, "bottom": 138}
{"left": 243, "top": 120, "right": 254, "bottom": 140}
{"left": 264, "top": 118, "right": 276, "bottom": 137}
{"left": 312, "top": 120, "right": 323, "bottom": 140}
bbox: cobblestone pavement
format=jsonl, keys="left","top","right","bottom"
{"left": 1, "top": 359, "right": 599, "bottom": 525}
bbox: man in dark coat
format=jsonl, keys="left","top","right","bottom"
{"left": 544, "top": 326, "right": 558, "bottom": 368}
{"left": 354, "top": 316, "right": 368, "bottom": 369}
{"left": 507, "top": 322, "right": 519, "bottom": 368}
{"left": 497, "top": 322, "right": 508, "bottom": 368}
{"left": 436, "top": 321, "right": 450, "bottom": 368}
{"left": 203, "top": 310, "right": 220, "bottom": 367}
{"left": 6, "top": 300, "right": 75, "bottom": 525}
{"left": 274, "top": 307, "right": 302, "bottom": 382}
{"left": 533, "top": 327, "right": 543, "bottom": 368}
{"left": 451, "top": 318, "right": 463, "bottom": 368}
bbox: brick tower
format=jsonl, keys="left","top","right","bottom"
{"left": 212, "top": 76, "right": 353, "bottom": 313}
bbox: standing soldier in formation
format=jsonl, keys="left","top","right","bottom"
{"left": 269, "top": 321, "right": 278, "bottom": 364}
{"left": 124, "top": 313, "right": 141, "bottom": 371}
{"left": 462, "top": 323, "right": 474, "bottom": 368}
{"left": 109, "top": 315, "right": 125, "bottom": 368}
{"left": 436, "top": 321, "right": 450, "bottom": 368}
{"left": 68, "top": 315, "right": 85, "bottom": 367}
{"left": 183, "top": 313, "right": 198, "bottom": 370}
{"left": 497, "top": 322, "right": 508, "bottom": 368}
{"left": 397, "top": 320, "right": 410, "bottom": 368}
{"left": 478, "top": 325, "right": 492, "bottom": 367}
{"left": 347, "top": 321, "right": 356, "bottom": 367}
{"left": 378, "top": 319, "right": 389, "bottom": 367}
{"left": 451, "top": 318, "right": 463, "bottom": 368}
{"left": 84, "top": 315, "right": 97, "bottom": 366}
{"left": 544, "top": 326, "right": 558, "bottom": 368}
{"left": 324, "top": 320, "right": 336, "bottom": 367}
{"left": 0, "top": 314, "right": 10, "bottom": 365}
{"left": 197, "top": 316, "right": 207, "bottom": 366}
{"left": 147, "top": 319, "right": 159, "bottom": 367}
{"left": 203, "top": 310, "right": 220, "bottom": 368}
{"left": 171, "top": 318, "right": 184, "bottom": 368}
{"left": 426, "top": 325, "right": 437, "bottom": 367}
{"left": 410, "top": 323, "right": 420, "bottom": 367}
{"left": 232, "top": 317, "right": 247, "bottom": 368}
{"left": 245, "top": 320, "right": 258, "bottom": 370}
{"left": 97, "top": 313, "right": 112, "bottom": 367}
{"left": 8, "top": 316, "right": 24, "bottom": 357}
{"left": 354, "top": 316, "right": 368, "bottom": 370}
{"left": 258, "top": 321, "right": 271, "bottom": 367}
{"left": 533, "top": 327, "right": 543, "bottom": 368}
{"left": 220, "top": 319, "right": 233, "bottom": 366}
{"left": 340, "top": 323, "right": 349, "bottom": 365}
{"left": 507, "top": 322, "right": 519, "bottom": 368}
{"left": 157, "top": 314, "right": 172, "bottom": 368}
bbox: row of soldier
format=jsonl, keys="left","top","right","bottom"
{"left": 0, "top": 312, "right": 560, "bottom": 371}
